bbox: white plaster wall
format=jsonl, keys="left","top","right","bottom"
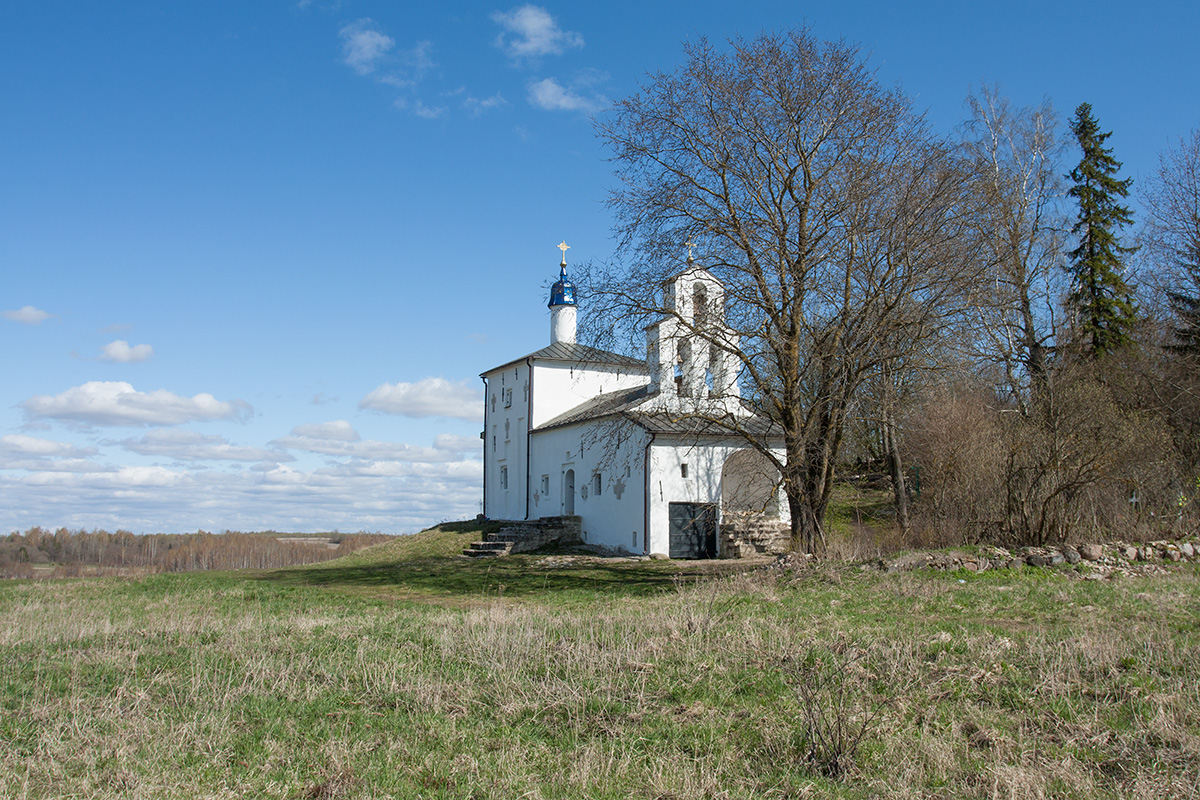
{"left": 530, "top": 361, "right": 648, "bottom": 428}
{"left": 528, "top": 420, "right": 649, "bottom": 553}
{"left": 482, "top": 362, "right": 532, "bottom": 521}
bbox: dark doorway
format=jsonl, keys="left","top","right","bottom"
{"left": 668, "top": 502, "right": 718, "bottom": 559}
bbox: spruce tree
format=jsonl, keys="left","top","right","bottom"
{"left": 1065, "top": 102, "right": 1138, "bottom": 358}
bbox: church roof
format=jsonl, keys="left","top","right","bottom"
{"left": 534, "top": 384, "right": 781, "bottom": 438}
{"left": 482, "top": 342, "right": 646, "bottom": 376}
{"left": 533, "top": 384, "right": 652, "bottom": 430}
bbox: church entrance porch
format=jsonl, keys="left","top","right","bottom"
{"left": 718, "top": 448, "right": 791, "bottom": 557}
{"left": 668, "top": 502, "right": 718, "bottom": 559}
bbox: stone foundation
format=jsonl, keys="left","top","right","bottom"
{"left": 720, "top": 517, "right": 791, "bottom": 558}
{"left": 501, "top": 516, "right": 583, "bottom": 553}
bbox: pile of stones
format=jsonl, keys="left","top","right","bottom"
{"left": 876, "top": 538, "right": 1198, "bottom": 580}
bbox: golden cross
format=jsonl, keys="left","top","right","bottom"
{"left": 685, "top": 240, "right": 695, "bottom": 261}
{"left": 557, "top": 240, "right": 570, "bottom": 265}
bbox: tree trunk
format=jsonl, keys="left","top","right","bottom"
{"left": 787, "top": 482, "right": 827, "bottom": 556}
{"left": 884, "top": 409, "right": 910, "bottom": 536}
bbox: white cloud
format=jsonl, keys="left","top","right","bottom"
{"left": 491, "top": 5, "right": 583, "bottom": 59}
{"left": 3, "top": 305, "right": 52, "bottom": 325}
{"left": 23, "top": 381, "right": 252, "bottom": 427}
{"left": 339, "top": 18, "right": 394, "bottom": 75}
{"left": 394, "top": 97, "right": 447, "bottom": 119}
{"left": 527, "top": 77, "right": 604, "bottom": 113}
{"left": 0, "top": 434, "right": 94, "bottom": 458}
{"left": 291, "top": 420, "right": 360, "bottom": 442}
{"left": 462, "top": 91, "right": 508, "bottom": 115}
{"left": 0, "top": 456, "right": 483, "bottom": 533}
{"left": 118, "top": 430, "right": 291, "bottom": 463}
{"left": 0, "top": 435, "right": 102, "bottom": 473}
{"left": 359, "top": 377, "right": 480, "bottom": 421}
{"left": 434, "top": 433, "right": 482, "bottom": 453}
{"left": 273, "top": 428, "right": 458, "bottom": 463}
{"left": 101, "top": 340, "right": 153, "bottom": 363}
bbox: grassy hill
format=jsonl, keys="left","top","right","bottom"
{"left": 1, "top": 520, "right": 1198, "bottom": 798}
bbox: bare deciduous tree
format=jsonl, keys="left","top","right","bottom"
{"left": 960, "top": 87, "right": 1066, "bottom": 412}
{"left": 1140, "top": 129, "right": 1200, "bottom": 473}
{"left": 1141, "top": 129, "right": 1200, "bottom": 357}
{"left": 587, "top": 31, "right": 979, "bottom": 553}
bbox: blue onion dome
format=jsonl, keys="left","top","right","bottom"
{"left": 549, "top": 242, "right": 578, "bottom": 307}
{"left": 549, "top": 264, "right": 577, "bottom": 307}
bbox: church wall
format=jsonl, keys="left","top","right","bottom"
{"left": 528, "top": 420, "right": 649, "bottom": 553}
{"left": 530, "top": 362, "right": 648, "bottom": 429}
{"left": 481, "top": 362, "right": 532, "bottom": 522}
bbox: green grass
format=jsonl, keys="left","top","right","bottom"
{"left": 2, "top": 521, "right": 1198, "bottom": 798}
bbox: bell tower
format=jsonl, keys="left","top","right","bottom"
{"left": 548, "top": 240, "right": 577, "bottom": 345}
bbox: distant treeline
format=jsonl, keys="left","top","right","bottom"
{"left": 0, "top": 527, "right": 392, "bottom": 579}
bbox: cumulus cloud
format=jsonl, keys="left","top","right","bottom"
{"left": 491, "top": 5, "right": 583, "bottom": 59}
{"left": 23, "top": 381, "right": 252, "bottom": 427}
{"left": 272, "top": 421, "right": 461, "bottom": 463}
{"left": 118, "top": 430, "right": 291, "bottom": 463}
{"left": 0, "top": 434, "right": 85, "bottom": 453}
{"left": 527, "top": 77, "right": 604, "bottom": 112}
{"left": 434, "top": 433, "right": 483, "bottom": 453}
{"left": 0, "top": 435, "right": 103, "bottom": 473}
{"left": 3, "top": 305, "right": 52, "bottom": 324}
{"left": 359, "top": 377, "right": 480, "bottom": 421}
{"left": 291, "top": 420, "right": 360, "bottom": 442}
{"left": 100, "top": 340, "right": 153, "bottom": 363}
{"left": 339, "top": 18, "right": 394, "bottom": 75}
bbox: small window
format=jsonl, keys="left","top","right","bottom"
{"left": 680, "top": 463, "right": 688, "bottom": 478}
{"left": 593, "top": 473, "right": 602, "bottom": 496}
{"left": 541, "top": 475, "right": 550, "bottom": 495}
{"left": 505, "top": 419, "right": 510, "bottom": 440}
{"left": 504, "top": 388, "right": 513, "bottom": 408}
{"left": 500, "top": 466, "right": 508, "bottom": 490}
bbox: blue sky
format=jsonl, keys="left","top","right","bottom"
{"left": 2, "top": 1, "right": 1197, "bottom": 534}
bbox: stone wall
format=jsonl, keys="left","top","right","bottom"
{"left": 719, "top": 517, "right": 791, "bottom": 558}
{"left": 497, "top": 516, "right": 583, "bottom": 554}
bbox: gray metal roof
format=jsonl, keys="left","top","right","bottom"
{"left": 534, "top": 384, "right": 781, "bottom": 439}
{"left": 482, "top": 342, "right": 646, "bottom": 376}
{"left": 534, "top": 384, "right": 652, "bottom": 430}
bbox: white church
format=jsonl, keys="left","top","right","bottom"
{"left": 480, "top": 243, "right": 791, "bottom": 558}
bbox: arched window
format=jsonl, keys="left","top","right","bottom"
{"left": 693, "top": 284, "right": 708, "bottom": 328}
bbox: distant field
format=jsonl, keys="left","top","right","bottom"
{"left": 1, "top": 522, "right": 1198, "bottom": 798}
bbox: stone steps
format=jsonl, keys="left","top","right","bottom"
{"left": 461, "top": 516, "right": 582, "bottom": 558}
{"left": 462, "top": 540, "right": 514, "bottom": 558}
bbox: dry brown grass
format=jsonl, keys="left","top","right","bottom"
{"left": 1, "top": 560, "right": 1198, "bottom": 798}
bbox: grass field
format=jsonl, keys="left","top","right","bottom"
{"left": 2, "top": 522, "right": 1199, "bottom": 798}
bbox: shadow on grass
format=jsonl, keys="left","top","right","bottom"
{"left": 256, "top": 555, "right": 748, "bottom": 602}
